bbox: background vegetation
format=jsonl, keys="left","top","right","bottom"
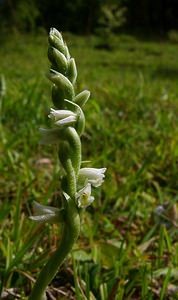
{"left": 0, "top": 1, "right": 178, "bottom": 299}
{"left": 1, "top": 0, "right": 178, "bottom": 35}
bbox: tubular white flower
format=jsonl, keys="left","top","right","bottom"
{"left": 39, "top": 128, "right": 61, "bottom": 144}
{"left": 29, "top": 201, "right": 63, "bottom": 223}
{"left": 78, "top": 168, "right": 106, "bottom": 187}
{"left": 48, "top": 108, "right": 77, "bottom": 126}
{"left": 76, "top": 183, "right": 94, "bottom": 208}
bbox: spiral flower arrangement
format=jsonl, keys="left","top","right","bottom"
{"left": 29, "top": 28, "right": 106, "bottom": 300}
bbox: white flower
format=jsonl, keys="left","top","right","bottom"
{"left": 48, "top": 108, "right": 77, "bottom": 126}
{"left": 76, "top": 183, "right": 94, "bottom": 208}
{"left": 78, "top": 168, "right": 106, "bottom": 187}
{"left": 39, "top": 127, "right": 61, "bottom": 144}
{"left": 29, "top": 201, "right": 63, "bottom": 223}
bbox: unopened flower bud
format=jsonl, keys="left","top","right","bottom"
{"left": 48, "top": 47, "right": 68, "bottom": 74}
{"left": 75, "top": 90, "right": 90, "bottom": 107}
{"left": 67, "top": 58, "right": 77, "bottom": 84}
{"left": 47, "top": 69, "right": 75, "bottom": 101}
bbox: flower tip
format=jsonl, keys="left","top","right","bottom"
{"left": 49, "top": 28, "right": 63, "bottom": 40}
{"left": 63, "top": 192, "right": 70, "bottom": 202}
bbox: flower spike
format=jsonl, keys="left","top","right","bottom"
{"left": 29, "top": 29, "right": 106, "bottom": 300}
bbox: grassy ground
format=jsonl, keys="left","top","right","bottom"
{"left": 0, "top": 32, "right": 178, "bottom": 299}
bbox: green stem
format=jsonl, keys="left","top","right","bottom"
{"left": 65, "top": 127, "right": 81, "bottom": 176}
{"left": 29, "top": 201, "right": 80, "bottom": 300}
{"left": 58, "top": 141, "right": 77, "bottom": 198}
{"left": 65, "top": 158, "right": 77, "bottom": 197}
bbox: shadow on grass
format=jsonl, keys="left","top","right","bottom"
{"left": 153, "top": 65, "right": 178, "bottom": 79}
{"left": 101, "top": 61, "right": 146, "bottom": 70}
{"left": 101, "top": 60, "right": 178, "bottom": 80}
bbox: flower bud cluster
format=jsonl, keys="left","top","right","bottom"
{"left": 32, "top": 28, "right": 106, "bottom": 221}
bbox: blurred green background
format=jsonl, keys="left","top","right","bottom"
{"left": 0, "top": 0, "right": 178, "bottom": 35}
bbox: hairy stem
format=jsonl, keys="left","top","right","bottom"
{"left": 65, "top": 127, "right": 81, "bottom": 176}
{"left": 58, "top": 141, "right": 77, "bottom": 198}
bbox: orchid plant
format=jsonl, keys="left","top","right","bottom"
{"left": 29, "top": 28, "right": 106, "bottom": 300}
